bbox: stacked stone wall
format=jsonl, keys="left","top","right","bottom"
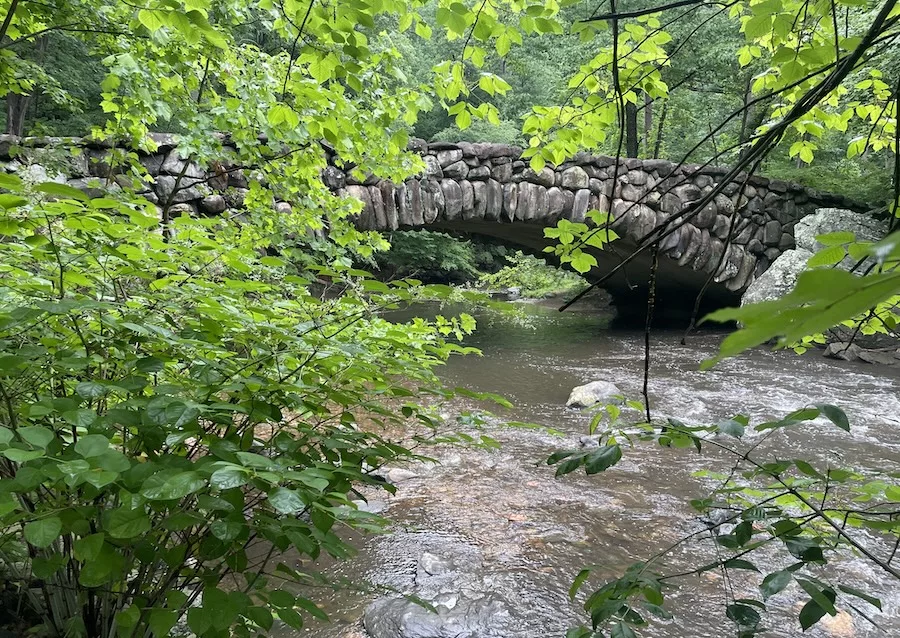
{"left": 0, "top": 134, "right": 865, "bottom": 293}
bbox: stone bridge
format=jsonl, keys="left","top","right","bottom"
{"left": 1, "top": 134, "right": 864, "bottom": 314}
{"left": 333, "top": 140, "right": 864, "bottom": 311}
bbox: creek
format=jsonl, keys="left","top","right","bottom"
{"left": 280, "top": 299, "right": 900, "bottom": 638}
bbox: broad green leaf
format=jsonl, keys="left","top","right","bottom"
{"left": 268, "top": 487, "right": 306, "bottom": 514}
{"left": 141, "top": 471, "right": 205, "bottom": 500}
{"left": 24, "top": 517, "right": 63, "bottom": 548}
{"left": 761, "top": 570, "right": 792, "bottom": 599}
{"left": 18, "top": 426, "right": 54, "bottom": 448}
{"left": 35, "top": 182, "right": 89, "bottom": 202}
{"left": 75, "top": 434, "right": 110, "bottom": 458}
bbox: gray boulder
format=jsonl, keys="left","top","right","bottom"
{"left": 742, "top": 208, "right": 888, "bottom": 307}
{"left": 740, "top": 248, "right": 812, "bottom": 305}
{"left": 794, "top": 207, "right": 886, "bottom": 254}
{"left": 363, "top": 595, "right": 510, "bottom": 638}
{"left": 566, "top": 380, "right": 622, "bottom": 408}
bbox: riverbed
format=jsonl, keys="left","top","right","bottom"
{"left": 280, "top": 299, "right": 900, "bottom": 638}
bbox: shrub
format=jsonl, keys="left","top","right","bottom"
{"left": 0, "top": 176, "right": 479, "bottom": 637}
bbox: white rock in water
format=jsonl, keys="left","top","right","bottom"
{"left": 385, "top": 468, "right": 419, "bottom": 483}
{"left": 566, "top": 381, "right": 622, "bottom": 408}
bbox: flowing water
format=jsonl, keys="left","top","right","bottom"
{"left": 279, "top": 300, "right": 900, "bottom": 638}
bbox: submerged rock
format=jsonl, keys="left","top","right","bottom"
{"left": 566, "top": 380, "right": 622, "bottom": 408}
{"left": 363, "top": 595, "right": 510, "bottom": 638}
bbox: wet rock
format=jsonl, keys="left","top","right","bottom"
{"left": 386, "top": 468, "right": 420, "bottom": 483}
{"left": 467, "top": 166, "right": 490, "bottom": 181}
{"left": 566, "top": 380, "right": 622, "bottom": 408}
{"left": 522, "top": 167, "right": 555, "bottom": 188}
{"left": 363, "top": 595, "right": 510, "bottom": 638}
{"left": 763, "top": 220, "right": 782, "bottom": 246}
{"left": 441, "top": 179, "right": 463, "bottom": 220}
{"left": 154, "top": 174, "right": 207, "bottom": 204}
{"left": 424, "top": 156, "right": 443, "bottom": 179}
{"left": 443, "top": 160, "right": 469, "bottom": 179}
{"left": 857, "top": 349, "right": 900, "bottom": 366}
{"left": 571, "top": 189, "right": 590, "bottom": 222}
{"left": 322, "top": 165, "right": 345, "bottom": 190}
{"left": 419, "top": 552, "right": 454, "bottom": 576}
{"left": 436, "top": 149, "right": 463, "bottom": 167}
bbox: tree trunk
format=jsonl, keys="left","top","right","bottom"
{"left": 6, "top": 93, "right": 31, "bottom": 136}
{"left": 643, "top": 93, "right": 653, "bottom": 156}
{"left": 653, "top": 100, "right": 668, "bottom": 157}
{"left": 625, "top": 102, "right": 639, "bottom": 158}
{"left": 4, "top": 35, "right": 48, "bottom": 136}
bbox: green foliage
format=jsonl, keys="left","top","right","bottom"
{"left": 704, "top": 230, "right": 900, "bottom": 365}
{"left": 432, "top": 117, "right": 524, "bottom": 144}
{"left": 478, "top": 251, "right": 585, "bottom": 298}
{"left": 542, "top": 211, "right": 620, "bottom": 274}
{"left": 552, "top": 404, "right": 898, "bottom": 637}
{"left": 374, "top": 230, "right": 481, "bottom": 283}
{"left": 0, "top": 171, "right": 485, "bottom": 636}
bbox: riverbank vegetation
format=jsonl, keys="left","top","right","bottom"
{"left": 0, "top": 0, "right": 898, "bottom": 637}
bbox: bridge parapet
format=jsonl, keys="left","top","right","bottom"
{"left": 0, "top": 134, "right": 866, "bottom": 303}
{"left": 340, "top": 140, "right": 865, "bottom": 294}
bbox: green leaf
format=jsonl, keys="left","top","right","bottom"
{"left": 569, "top": 568, "right": 592, "bottom": 600}
{"left": 295, "top": 597, "right": 328, "bottom": 621}
{"left": 2, "top": 448, "right": 43, "bottom": 462}
{"left": 35, "top": 181, "right": 89, "bottom": 202}
{"left": 268, "top": 487, "right": 306, "bottom": 514}
{"left": 210, "top": 467, "right": 248, "bottom": 490}
{"left": 717, "top": 419, "right": 745, "bottom": 438}
{"left": 74, "top": 533, "right": 105, "bottom": 561}
{"left": 837, "top": 584, "right": 881, "bottom": 610}
{"left": 75, "top": 434, "right": 110, "bottom": 458}
{"left": 245, "top": 606, "right": 274, "bottom": 630}
{"left": 815, "top": 404, "right": 850, "bottom": 431}
{"left": 105, "top": 507, "right": 151, "bottom": 539}
{"left": 798, "top": 595, "right": 832, "bottom": 630}
{"left": 75, "top": 381, "right": 108, "bottom": 399}
{"left": 817, "top": 231, "right": 856, "bottom": 246}
{"left": 138, "top": 9, "right": 166, "bottom": 31}
{"left": 116, "top": 607, "right": 141, "bottom": 629}
{"left": 18, "top": 426, "right": 54, "bottom": 448}
{"left": 726, "top": 603, "right": 761, "bottom": 627}
{"left": 808, "top": 245, "right": 845, "bottom": 267}
{"left": 796, "top": 578, "right": 836, "bottom": 615}
{"left": 24, "top": 517, "right": 63, "bottom": 548}
{"left": 149, "top": 610, "right": 177, "bottom": 637}
{"left": 584, "top": 444, "right": 622, "bottom": 474}
{"left": 141, "top": 471, "right": 205, "bottom": 500}
{"left": 723, "top": 558, "right": 759, "bottom": 572}
{"left": 610, "top": 622, "right": 637, "bottom": 638}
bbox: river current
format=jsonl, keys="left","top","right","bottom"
{"left": 282, "top": 300, "right": 900, "bottom": 638}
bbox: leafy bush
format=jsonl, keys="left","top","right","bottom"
{"left": 432, "top": 118, "right": 524, "bottom": 145}
{"left": 373, "top": 230, "right": 480, "bottom": 283}
{"left": 0, "top": 175, "right": 483, "bottom": 637}
{"left": 478, "top": 252, "right": 585, "bottom": 298}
